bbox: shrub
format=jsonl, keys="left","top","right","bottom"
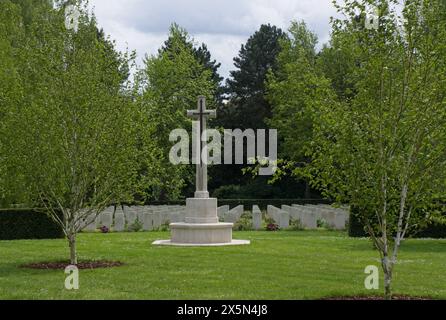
{"left": 159, "top": 221, "right": 170, "bottom": 232}
{"left": 127, "top": 220, "right": 143, "bottom": 232}
{"left": 415, "top": 216, "right": 446, "bottom": 238}
{"left": 0, "top": 209, "right": 64, "bottom": 240}
{"left": 233, "top": 212, "right": 253, "bottom": 231}
{"left": 264, "top": 216, "right": 279, "bottom": 231}
{"left": 287, "top": 218, "right": 304, "bottom": 231}
{"left": 100, "top": 226, "right": 110, "bottom": 234}
{"left": 212, "top": 185, "right": 242, "bottom": 199}
{"left": 349, "top": 206, "right": 446, "bottom": 239}
{"left": 348, "top": 206, "right": 370, "bottom": 237}
{"left": 266, "top": 223, "right": 279, "bottom": 231}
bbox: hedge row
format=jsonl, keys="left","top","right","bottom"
{"left": 144, "top": 199, "right": 331, "bottom": 211}
{"left": 0, "top": 209, "right": 64, "bottom": 240}
{"left": 349, "top": 207, "right": 446, "bottom": 239}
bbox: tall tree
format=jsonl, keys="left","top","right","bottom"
{"left": 2, "top": 1, "right": 155, "bottom": 264}
{"left": 224, "top": 24, "right": 286, "bottom": 130}
{"left": 317, "top": 37, "right": 357, "bottom": 100}
{"left": 136, "top": 24, "right": 215, "bottom": 200}
{"left": 209, "top": 25, "right": 287, "bottom": 196}
{"left": 266, "top": 21, "right": 334, "bottom": 198}
{"left": 307, "top": 0, "right": 446, "bottom": 299}
{"left": 9, "top": 0, "right": 53, "bottom": 30}
{"left": 0, "top": 0, "right": 26, "bottom": 206}
{"left": 161, "top": 23, "right": 224, "bottom": 104}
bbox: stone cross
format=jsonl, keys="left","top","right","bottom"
{"left": 187, "top": 96, "right": 216, "bottom": 199}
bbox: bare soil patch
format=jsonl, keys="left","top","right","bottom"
{"left": 20, "top": 260, "right": 124, "bottom": 270}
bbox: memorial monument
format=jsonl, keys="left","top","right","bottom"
{"left": 153, "top": 97, "right": 250, "bottom": 246}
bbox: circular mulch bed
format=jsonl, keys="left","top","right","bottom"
{"left": 323, "top": 295, "right": 433, "bottom": 300}
{"left": 20, "top": 261, "right": 124, "bottom": 270}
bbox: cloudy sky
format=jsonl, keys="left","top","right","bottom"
{"left": 89, "top": 0, "right": 339, "bottom": 79}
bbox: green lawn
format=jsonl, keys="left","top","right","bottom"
{"left": 0, "top": 231, "right": 445, "bottom": 299}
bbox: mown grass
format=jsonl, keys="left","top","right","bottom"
{"left": 0, "top": 231, "right": 445, "bottom": 299}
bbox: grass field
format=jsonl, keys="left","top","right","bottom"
{"left": 0, "top": 231, "right": 445, "bottom": 300}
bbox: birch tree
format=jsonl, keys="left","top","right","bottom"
{"left": 0, "top": 1, "right": 26, "bottom": 206}
{"left": 307, "top": 0, "right": 446, "bottom": 299}
{"left": 3, "top": 1, "right": 153, "bottom": 264}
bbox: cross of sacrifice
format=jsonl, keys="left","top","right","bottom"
{"left": 187, "top": 96, "right": 216, "bottom": 199}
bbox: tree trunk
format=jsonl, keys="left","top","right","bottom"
{"left": 68, "top": 234, "right": 77, "bottom": 265}
{"left": 382, "top": 257, "right": 393, "bottom": 300}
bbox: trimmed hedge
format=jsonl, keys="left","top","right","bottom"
{"left": 349, "top": 206, "right": 446, "bottom": 239}
{"left": 348, "top": 206, "right": 370, "bottom": 238}
{"left": 416, "top": 219, "right": 446, "bottom": 238}
{"left": 217, "top": 199, "right": 331, "bottom": 211}
{"left": 143, "top": 199, "right": 331, "bottom": 211}
{"left": 0, "top": 209, "right": 64, "bottom": 240}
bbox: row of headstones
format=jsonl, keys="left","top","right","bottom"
{"left": 81, "top": 203, "right": 348, "bottom": 231}
{"left": 81, "top": 205, "right": 246, "bottom": 232}
{"left": 81, "top": 205, "right": 187, "bottom": 232}
{"left": 266, "top": 204, "right": 349, "bottom": 230}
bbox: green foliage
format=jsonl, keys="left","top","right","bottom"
{"left": 127, "top": 220, "right": 143, "bottom": 233}
{"left": 0, "top": 0, "right": 27, "bottom": 206}
{"left": 212, "top": 180, "right": 285, "bottom": 199}
{"left": 310, "top": 0, "right": 446, "bottom": 224}
{"left": 0, "top": 209, "right": 64, "bottom": 240}
{"left": 233, "top": 212, "right": 253, "bottom": 231}
{"left": 212, "top": 185, "right": 242, "bottom": 199}
{"left": 0, "top": 1, "right": 163, "bottom": 264}
{"left": 348, "top": 206, "right": 369, "bottom": 237}
{"left": 287, "top": 218, "right": 304, "bottom": 231}
{"left": 265, "top": 21, "right": 337, "bottom": 194}
{"left": 349, "top": 206, "right": 446, "bottom": 239}
{"left": 317, "top": 218, "right": 330, "bottom": 230}
{"left": 266, "top": 19, "right": 332, "bottom": 160}
{"left": 223, "top": 24, "right": 286, "bottom": 130}
{"left": 136, "top": 24, "right": 215, "bottom": 200}
{"left": 416, "top": 218, "right": 446, "bottom": 238}
{"left": 305, "top": 0, "right": 446, "bottom": 298}
{"left": 155, "top": 221, "right": 171, "bottom": 232}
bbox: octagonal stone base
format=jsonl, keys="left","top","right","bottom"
{"left": 152, "top": 222, "right": 250, "bottom": 247}
{"left": 152, "top": 197, "right": 250, "bottom": 247}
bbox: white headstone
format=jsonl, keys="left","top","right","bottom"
{"left": 152, "top": 210, "right": 161, "bottom": 230}
{"left": 252, "top": 205, "right": 262, "bottom": 230}
{"left": 100, "top": 206, "right": 114, "bottom": 229}
{"left": 291, "top": 205, "right": 317, "bottom": 229}
{"left": 124, "top": 206, "right": 137, "bottom": 227}
{"left": 114, "top": 206, "right": 125, "bottom": 232}
{"left": 143, "top": 212, "right": 153, "bottom": 231}
{"left": 279, "top": 210, "right": 290, "bottom": 229}
{"left": 224, "top": 205, "right": 244, "bottom": 223}
{"left": 82, "top": 212, "right": 97, "bottom": 232}
{"left": 135, "top": 206, "right": 145, "bottom": 223}
{"left": 217, "top": 205, "right": 230, "bottom": 220}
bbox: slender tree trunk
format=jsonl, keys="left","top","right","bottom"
{"left": 384, "top": 274, "right": 392, "bottom": 300}
{"left": 382, "top": 256, "right": 393, "bottom": 300}
{"left": 68, "top": 233, "right": 77, "bottom": 265}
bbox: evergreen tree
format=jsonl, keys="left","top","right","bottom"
{"left": 223, "top": 24, "right": 286, "bottom": 130}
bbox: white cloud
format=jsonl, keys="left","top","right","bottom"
{"left": 89, "top": 0, "right": 339, "bottom": 79}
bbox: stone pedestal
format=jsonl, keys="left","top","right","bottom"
{"left": 152, "top": 197, "right": 250, "bottom": 247}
